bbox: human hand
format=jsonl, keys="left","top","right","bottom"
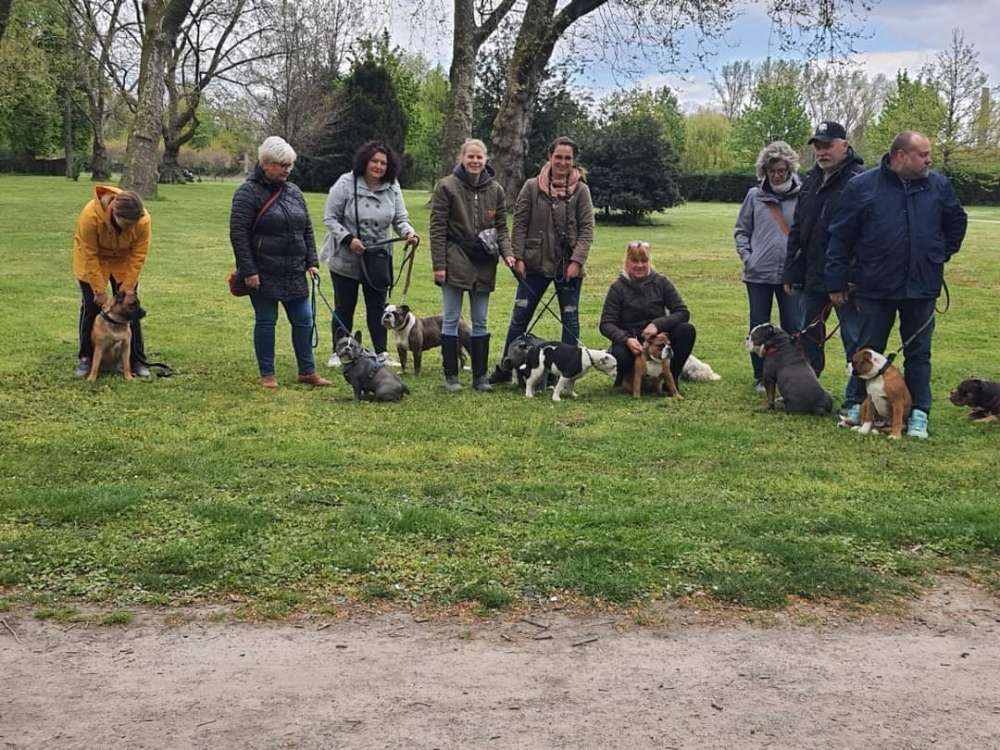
{"left": 123, "top": 290, "right": 137, "bottom": 304}
{"left": 405, "top": 232, "right": 419, "bottom": 246}
{"left": 93, "top": 292, "right": 108, "bottom": 307}
{"left": 434, "top": 270, "right": 446, "bottom": 285}
{"left": 641, "top": 323, "right": 659, "bottom": 340}
{"left": 626, "top": 337, "right": 643, "bottom": 356}
{"left": 504, "top": 255, "right": 517, "bottom": 269}
{"left": 349, "top": 238, "right": 365, "bottom": 254}
{"left": 307, "top": 266, "right": 320, "bottom": 280}
{"left": 829, "top": 291, "right": 849, "bottom": 306}
{"left": 783, "top": 283, "right": 794, "bottom": 295}
{"left": 564, "top": 260, "right": 581, "bottom": 280}
{"left": 514, "top": 259, "right": 526, "bottom": 277}
{"left": 245, "top": 274, "right": 260, "bottom": 290}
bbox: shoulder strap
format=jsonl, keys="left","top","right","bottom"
{"left": 766, "top": 202, "right": 790, "bottom": 236}
{"left": 354, "top": 177, "right": 361, "bottom": 241}
{"left": 253, "top": 186, "right": 284, "bottom": 231}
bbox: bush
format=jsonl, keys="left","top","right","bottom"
{"left": 678, "top": 172, "right": 756, "bottom": 203}
{"left": 942, "top": 170, "right": 1000, "bottom": 206}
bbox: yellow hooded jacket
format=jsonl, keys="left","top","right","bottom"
{"left": 73, "top": 185, "right": 151, "bottom": 292}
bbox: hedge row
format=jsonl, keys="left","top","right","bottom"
{"left": 679, "top": 170, "right": 1000, "bottom": 206}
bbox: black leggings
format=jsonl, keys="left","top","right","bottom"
{"left": 331, "top": 271, "right": 387, "bottom": 353}
{"left": 78, "top": 278, "right": 145, "bottom": 365}
{"left": 609, "top": 322, "right": 696, "bottom": 386}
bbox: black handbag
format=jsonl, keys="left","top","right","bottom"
{"left": 355, "top": 178, "right": 394, "bottom": 292}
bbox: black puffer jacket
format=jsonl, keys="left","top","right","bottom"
{"left": 230, "top": 166, "right": 318, "bottom": 301}
{"left": 599, "top": 271, "right": 689, "bottom": 345}
{"left": 782, "top": 149, "right": 864, "bottom": 293}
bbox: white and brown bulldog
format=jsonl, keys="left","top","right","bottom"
{"left": 630, "top": 332, "right": 681, "bottom": 399}
{"left": 848, "top": 348, "right": 912, "bottom": 439}
{"left": 380, "top": 303, "right": 471, "bottom": 375}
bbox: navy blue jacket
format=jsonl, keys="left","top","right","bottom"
{"left": 825, "top": 155, "right": 966, "bottom": 300}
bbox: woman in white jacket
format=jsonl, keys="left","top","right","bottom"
{"left": 733, "top": 141, "right": 802, "bottom": 391}
{"left": 319, "top": 141, "right": 418, "bottom": 366}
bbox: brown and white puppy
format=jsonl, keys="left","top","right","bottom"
{"left": 380, "top": 303, "right": 471, "bottom": 375}
{"left": 848, "top": 348, "right": 912, "bottom": 439}
{"left": 630, "top": 332, "right": 681, "bottom": 399}
{"left": 950, "top": 378, "right": 1000, "bottom": 422}
{"left": 88, "top": 291, "right": 142, "bottom": 383}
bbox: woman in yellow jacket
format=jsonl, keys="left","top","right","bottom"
{"left": 72, "top": 186, "right": 151, "bottom": 377}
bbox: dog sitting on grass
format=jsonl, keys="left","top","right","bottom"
{"left": 335, "top": 332, "right": 409, "bottom": 402}
{"left": 630, "top": 332, "right": 682, "bottom": 399}
{"left": 87, "top": 291, "right": 145, "bottom": 383}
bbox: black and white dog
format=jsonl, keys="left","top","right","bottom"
{"left": 500, "top": 332, "right": 558, "bottom": 387}
{"left": 519, "top": 343, "right": 618, "bottom": 401}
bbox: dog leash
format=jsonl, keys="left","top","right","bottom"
{"left": 393, "top": 238, "right": 419, "bottom": 304}
{"left": 310, "top": 274, "right": 355, "bottom": 350}
{"left": 884, "top": 284, "right": 950, "bottom": 366}
{"left": 505, "top": 266, "right": 588, "bottom": 348}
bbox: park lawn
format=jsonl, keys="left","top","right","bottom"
{"left": 0, "top": 175, "right": 998, "bottom": 617}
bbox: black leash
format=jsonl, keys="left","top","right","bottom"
{"left": 311, "top": 274, "right": 354, "bottom": 350}
{"left": 505, "top": 266, "right": 584, "bottom": 346}
{"left": 883, "top": 280, "right": 951, "bottom": 366}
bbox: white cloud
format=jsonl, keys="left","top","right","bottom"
{"left": 846, "top": 49, "right": 937, "bottom": 79}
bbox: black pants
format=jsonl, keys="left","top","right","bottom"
{"left": 331, "top": 271, "right": 387, "bottom": 353}
{"left": 78, "top": 278, "right": 145, "bottom": 365}
{"left": 609, "top": 322, "right": 696, "bottom": 386}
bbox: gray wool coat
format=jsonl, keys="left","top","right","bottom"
{"left": 733, "top": 175, "right": 801, "bottom": 285}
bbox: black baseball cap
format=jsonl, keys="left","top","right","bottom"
{"left": 808, "top": 121, "right": 848, "bottom": 144}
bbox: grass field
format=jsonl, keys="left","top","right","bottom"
{"left": 1, "top": 175, "right": 998, "bottom": 618}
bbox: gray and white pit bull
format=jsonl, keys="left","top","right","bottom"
{"left": 746, "top": 323, "right": 833, "bottom": 415}
{"left": 380, "top": 303, "right": 472, "bottom": 375}
{"left": 335, "top": 331, "right": 410, "bottom": 402}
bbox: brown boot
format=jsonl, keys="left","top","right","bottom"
{"left": 297, "top": 372, "right": 332, "bottom": 386}
{"left": 260, "top": 375, "right": 278, "bottom": 389}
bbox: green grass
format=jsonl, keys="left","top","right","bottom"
{"left": 1, "top": 175, "right": 998, "bottom": 613}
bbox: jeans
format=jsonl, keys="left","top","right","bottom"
{"left": 609, "top": 322, "right": 696, "bottom": 386}
{"left": 78, "top": 278, "right": 145, "bottom": 366}
{"left": 441, "top": 283, "right": 490, "bottom": 336}
{"left": 856, "top": 297, "right": 936, "bottom": 414}
{"left": 249, "top": 294, "right": 315, "bottom": 376}
{"left": 500, "top": 273, "right": 581, "bottom": 358}
{"left": 799, "top": 289, "right": 865, "bottom": 407}
{"left": 745, "top": 282, "right": 801, "bottom": 382}
{"left": 331, "top": 271, "right": 386, "bottom": 353}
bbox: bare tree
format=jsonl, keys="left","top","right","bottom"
{"left": 929, "top": 28, "right": 988, "bottom": 168}
{"left": 120, "top": 0, "right": 195, "bottom": 197}
{"left": 712, "top": 61, "right": 754, "bottom": 120}
{"left": 798, "top": 62, "right": 890, "bottom": 138}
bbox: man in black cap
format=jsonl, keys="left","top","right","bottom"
{"left": 783, "top": 120, "right": 866, "bottom": 424}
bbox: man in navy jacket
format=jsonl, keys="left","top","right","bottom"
{"left": 825, "top": 131, "right": 967, "bottom": 438}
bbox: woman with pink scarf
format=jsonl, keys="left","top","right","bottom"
{"left": 488, "top": 136, "right": 596, "bottom": 384}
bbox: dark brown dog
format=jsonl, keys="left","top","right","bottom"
{"left": 950, "top": 378, "right": 1000, "bottom": 422}
{"left": 849, "top": 348, "right": 912, "bottom": 439}
{"left": 88, "top": 292, "right": 140, "bottom": 382}
{"left": 630, "top": 332, "right": 681, "bottom": 399}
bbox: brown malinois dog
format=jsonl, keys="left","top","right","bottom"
{"left": 88, "top": 291, "right": 141, "bottom": 382}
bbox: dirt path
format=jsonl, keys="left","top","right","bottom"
{"left": 3, "top": 580, "right": 1000, "bottom": 749}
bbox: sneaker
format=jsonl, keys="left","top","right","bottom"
{"left": 838, "top": 403, "right": 861, "bottom": 427}
{"left": 906, "top": 408, "right": 929, "bottom": 439}
{"left": 327, "top": 353, "right": 341, "bottom": 368}
{"left": 375, "top": 352, "right": 401, "bottom": 367}
{"left": 133, "top": 364, "right": 151, "bottom": 378}
{"left": 74, "top": 358, "right": 91, "bottom": 378}
{"left": 754, "top": 380, "right": 766, "bottom": 394}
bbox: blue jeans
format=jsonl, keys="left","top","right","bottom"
{"left": 441, "top": 284, "right": 490, "bottom": 336}
{"left": 746, "top": 282, "right": 801, "bottom": 382}
{"left": 799, "top": 290, "right": 865, "bottom": 407}
{"left": 249, "top": 294, "right": 315, "bottom": 376}
{"left": 500, "top": 273, "right": 581, "bottom": 357}
{"left": 856, "top": 297, "right": 936, "bottom": 414}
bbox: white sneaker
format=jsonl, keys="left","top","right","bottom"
{"left": 376, "top": 352, "right": 400, "bottom": 367}
{"left": 327, "top": 353, "right": 341, "bottom": 368}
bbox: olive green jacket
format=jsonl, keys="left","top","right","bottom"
{"left": 511, "top": 177, "right": 594, "bottom": 279}
{"left": 430, "top": 165, "right": 511, "bottom": 292}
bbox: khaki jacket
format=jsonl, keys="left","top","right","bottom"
{"left": 430, "top": 165, "right": 511, "bottom": 292}
{"left": 511, "top": 177, "right": 594, "bottom": 278}
{"left": 72, "top": 185, "right": 151, "bottom": 292}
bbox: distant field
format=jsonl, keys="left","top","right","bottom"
{"left": 1, "top": 175, "right": 998, "bottom": 617}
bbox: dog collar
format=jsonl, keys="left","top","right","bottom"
{"left": 763, "top": 344, "right": 779, "bottom": 356}
{"left": 99, "top": 309, "right": 128, "bottom": 325}
{"left": 875, "top": 353, "right": 896, "bottom": 377}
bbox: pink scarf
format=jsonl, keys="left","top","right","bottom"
{"left": 538, "top": 163, "right": 581, "bottom": 199}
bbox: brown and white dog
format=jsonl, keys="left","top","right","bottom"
{"left": 950, "top": 378, "right": 1000, "bottom": 422}
{"left": 380, "top": 303, "right": 471, "bottom": 375}
{"left": 630, "top": 332, "right": 681, "bottom": 399}
{"left": 848, "top": 348, "right": 912, "bottom": 439}
{"left": 88, "top": 291, "right": 142, "bottom": 383}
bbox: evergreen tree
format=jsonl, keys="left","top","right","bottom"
{"left": 866, "top": 72, "right": 945, "bottom": 159}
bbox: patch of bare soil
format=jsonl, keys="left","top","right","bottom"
{"left": 3, "top": 579, "right": 1000, "bottom": 749}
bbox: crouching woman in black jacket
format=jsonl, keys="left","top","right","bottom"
{"left": 599, "top": 241, "right": 696, "bottom": 388}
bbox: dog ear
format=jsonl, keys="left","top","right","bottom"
{"left": 353, "top": 330, "right": 362, "bottom": 343}
{"left": 400, "top": 304, "right": 410, "bottom": 314}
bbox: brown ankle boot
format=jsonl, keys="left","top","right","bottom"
{"left": 260, "top": 375, "right": 278, "bottom": 389}
{"left": 297, "top": 372, "right": 332, "bottom": 386}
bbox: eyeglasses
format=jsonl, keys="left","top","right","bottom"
{"left": 627, "top": 241, "right": 650, "bottom": 250}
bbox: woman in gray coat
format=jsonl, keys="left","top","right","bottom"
{"left": 733, "top": 141, "right": 802, "bottom": 391}
{"left": 319, "top": 141, "right": 418, "bottom": 367}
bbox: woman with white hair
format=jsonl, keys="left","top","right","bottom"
{"left": 229, "top": 135, "right": 330, "bottom": 389}
{"left": 733, "top": 140, "right": 802, "bottom": 392}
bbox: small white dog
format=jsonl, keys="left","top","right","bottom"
{"left": 681, "top": 354, "right": 721, "bottom": 382}
{"left": 519, "top": 343, "right": 618, "bottom": 401}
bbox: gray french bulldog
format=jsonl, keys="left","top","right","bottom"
{"left": 335, "top": 331, "right": 410, "bottom": 402}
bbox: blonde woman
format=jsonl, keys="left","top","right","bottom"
{"left": 429, "top": 139, "right": 515, "bottom": 392}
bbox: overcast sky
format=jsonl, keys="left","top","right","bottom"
{"left": 388, "top": 0, "right": 1000, "bottom": 112}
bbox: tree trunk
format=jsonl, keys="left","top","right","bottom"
{"left": 120, "top": 0, "right": 193, "bottom": 198}
{"left": 91, "top": 136, "right": 111, "bottom": 181}
{"left": 0, "top": 0, "right": 12, "bottom": 45}
{"left": 64, "top": 84, "right": 76, "bottom": 180}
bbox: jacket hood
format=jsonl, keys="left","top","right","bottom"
{"left": 453, "top": 162, "right": 496, "bottom": 188}
{"left": 92, "top": 185, "right": 123, "bottom": 222}
{"left": 758, "top": 172, "right": 802, "bottom": 202}
{"left": 878, "top": 152, "right": 932, "bottom": 186}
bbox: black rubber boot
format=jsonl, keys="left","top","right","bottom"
{"left": 471, "top": 334, "right": 493, "bottom": 391}
{"left": 487, "top": 364, "right": 512, "bottom": 385}
{"left": 441, "top": 334, "right": 463, "bottom": 392}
